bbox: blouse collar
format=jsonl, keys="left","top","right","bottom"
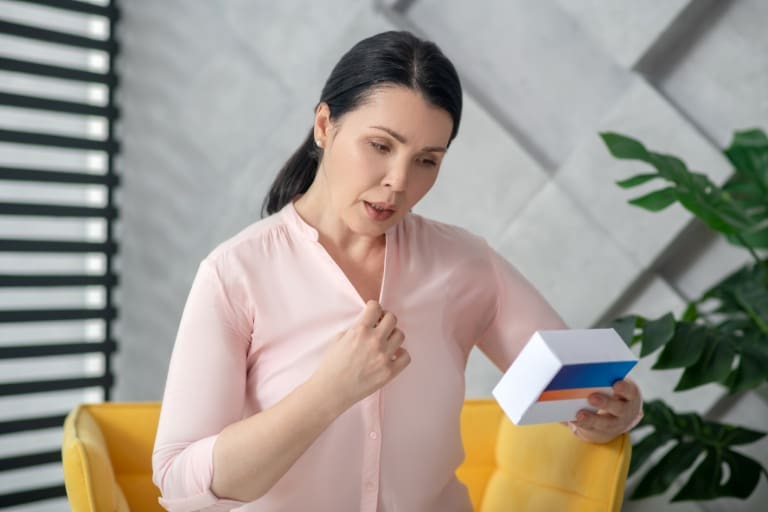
{"left": 283, "top": 197, "right": 320, "bottom": 241}
{"left": 281, "top": 196, "right": 401, "bottom": 243}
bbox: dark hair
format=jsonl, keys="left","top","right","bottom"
{"left": 261, "top": 30, "right": 463, "bottom": 217}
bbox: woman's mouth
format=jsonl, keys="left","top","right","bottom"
{"left": 364, "top": 201, "right": 395, "bottom": 221}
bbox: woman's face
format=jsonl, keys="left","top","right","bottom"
{"left": 313, "top": 85, "right": 454, "bottom": 238}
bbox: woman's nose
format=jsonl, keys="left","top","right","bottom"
{"left": 383, "top": 163, "right": 408, "bottom": 191}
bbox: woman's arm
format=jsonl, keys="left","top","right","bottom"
{"left": 210, "top": 372, "right": 346, "bottom": 501}
{"left": 152, "top": 258, "right": 254, "bottom": 512}
{"left": 153, "top": 257, "right": 409, "bottom": 510}
{"left": 476, "top": 241, "right": 643, "bottom": 443}
{"left": 212, "top": 300, "right": 410, "bottom": 501}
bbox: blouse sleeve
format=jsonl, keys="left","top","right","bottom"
{"left": 151, "top": 257, "right": 252, "bottom": 511}
{"left": 475, "top": 240, "right": 569, "bottom": 372}
{"left": 476, "top": 241, "right": 643, "bottom": 435}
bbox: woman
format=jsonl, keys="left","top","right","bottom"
{"left": 152, "top": 30, "right": 642, "bottom": 511}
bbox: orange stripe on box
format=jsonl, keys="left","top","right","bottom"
{"left": 537, "top": 387, "right": 605, "bottom": 402}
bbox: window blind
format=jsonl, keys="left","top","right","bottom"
{"left": 0, "top": 0, "right": 119, "bottom": 508}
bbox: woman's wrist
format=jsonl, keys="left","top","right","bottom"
{"left": 305, "top": 374, "right": 352, "bottom": 421}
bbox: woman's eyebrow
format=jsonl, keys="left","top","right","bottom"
{"left": 369, "top": 125, "right": 447, "bottom": 153}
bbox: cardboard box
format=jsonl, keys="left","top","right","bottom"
{"left": 492, "top": 328, "right": 638, "bottom": 425}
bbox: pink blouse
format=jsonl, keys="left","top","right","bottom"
{"left": 151, "top": 198, "right": 626, "bottom": 511}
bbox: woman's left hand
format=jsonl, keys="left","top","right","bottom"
{"left": 567, "top": 378, "right": 643, "bottom": 443}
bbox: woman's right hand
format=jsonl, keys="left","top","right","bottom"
{"left": 312, "top": 300, "right": 411, "bottom": 411}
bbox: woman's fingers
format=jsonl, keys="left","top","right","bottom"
{"left": 360, "top": 300, "right": 397, "bottom": 335}
{"left": 612, "top": 378, "right": 640, "bottom": 402}
{"left": 356, "top": 301, "right": 407, "bottom": 364}
{"left": 573, "top": 409, "right": 620, "bottom": 432}
{"left": 375, "top": 311, "right": 398, "bottom": 338}
{"left": 360, "top": 300, "right": 383, "bottom": 327}
{"left": 359, "top": 301, "right": 401, "bottom": 351}
{"left": 587, "top": 392, "right": 625, "bottom": 417}
{"left": 388, "top": 347, "right": 411, "bottom": 374}
{"left": 573, "top": 378, "right": 642, "bottom": 436}
{"left": 567, "top": 379, "right": 644, "bottom": 443}
{"left": 383, "top": 328, "right": 406, "bottom": 359}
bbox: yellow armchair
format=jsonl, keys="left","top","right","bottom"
{"left": 62, "top": 402, "right": 165, "bottom": 512}
{"left": 459, "top": 399, "right": 631, "bottom": 512}
{"left": 62, "top": 399, "right": 630, "bottom": 511}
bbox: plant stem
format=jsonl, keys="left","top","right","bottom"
{"left": 733, "top": 293, "right": 768, "bottom": 334}
{"left": 735, "top": 233, "right": 761, "bottom": 263}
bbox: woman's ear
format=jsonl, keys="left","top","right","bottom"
{"left": 313, "top": 102, "right": 333, "bottom": 146}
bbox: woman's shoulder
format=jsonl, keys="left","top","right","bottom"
{"left": 204, "top": 209, "right": 292, "bottom": 266}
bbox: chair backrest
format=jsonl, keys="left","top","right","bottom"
{"left": 62, "top": 402, "right": 164, "bottom": 512}
{"left": 456, "top": 399, "right": 631, "bottom": 512}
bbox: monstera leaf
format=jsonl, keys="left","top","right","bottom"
{"left": 600, "top": 128, "right": 768, "bottom": 252}
{"left": 629, "top": 401, "right": 766, "bottom": 501}
{"left": 600, "top": 128, "right": 768, "bottom": 503}
{"left": 612, "top": 258, "right": 768, "bottom": 394}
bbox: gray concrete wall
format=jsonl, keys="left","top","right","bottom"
{"left": 113, "top": 1, "right": 768, "bottom": 510}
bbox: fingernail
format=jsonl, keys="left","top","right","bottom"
{"left": 590, "top": 395, "right": 604, "bottom": 406}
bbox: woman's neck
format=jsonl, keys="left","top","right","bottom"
{"left": 292, "top": 191, "right": 385, "bottom": 263}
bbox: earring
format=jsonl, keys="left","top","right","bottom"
{"left": 315, "top": 139, "right": 323, "bottom": 148}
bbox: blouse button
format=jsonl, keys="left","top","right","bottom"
{"left": 369, "top": 431, "right": 378, "bottom": 440}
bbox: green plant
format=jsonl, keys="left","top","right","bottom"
{"left": 599, "top": 128, "right": 768, "bottom": 502}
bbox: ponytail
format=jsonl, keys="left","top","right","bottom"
{"left": 261, "top": 128, "right": 321, "bottom": 217}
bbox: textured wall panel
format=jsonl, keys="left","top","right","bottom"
{"left": 556, "top": 75, "right": 733, "bottom": 269}
{"left": 407, "top": 0, "right": 631, "bottom": 168}
{"left": 413, "top": 93, "right": 549, "bottom": 243}
{"left": 659, "top": 223, "right": 755, "bottom": 300}
{"left": 114, "top": 1, "right": 767, "bottom": 508}
{"left": 494, "top": 180, "right": 640, "bottom": 328}
{"left": 649, "top": 0, "right": 768, "bottom": 147}
{"left": 553, "top": 0, "right": 691, "bottom": 68}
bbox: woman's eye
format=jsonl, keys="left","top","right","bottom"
{"left": 369, "top": 141, "right": 436, "bottom": 167}
{"left": 370, "top": 142, "right": 389, "bottom": 153}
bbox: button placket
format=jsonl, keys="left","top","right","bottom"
{"left": 359, "top": 390, "right": 383, "bottom": 511}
